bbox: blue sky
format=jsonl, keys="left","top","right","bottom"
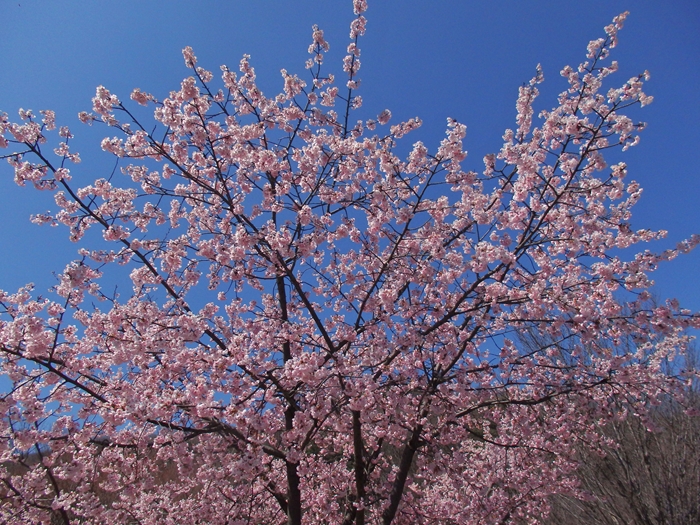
{"left": 0, "top": 1, "right": 699, "bottom": 314}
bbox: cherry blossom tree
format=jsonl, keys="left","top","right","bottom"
{"left": 1, "top": 2, "right": 698, "bottom": 524}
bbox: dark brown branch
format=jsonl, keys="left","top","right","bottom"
{"left": 381, "top": 424, "right": 423, "bottom": 525}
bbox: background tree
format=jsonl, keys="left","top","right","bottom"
{"left": 521, "top": 328, "right": 700, "bottom": 524}
{"left": 0, "top": 2, "right": 698, "bottom": 524}
{"left": 545, "top": 393, "right": 700, "bottom": 525}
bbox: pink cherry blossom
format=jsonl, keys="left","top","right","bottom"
{"left": 0, "top": 4, "right": 697, "bottom": 525}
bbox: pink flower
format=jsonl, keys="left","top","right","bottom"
{"left": 130, "top": 88, "right": 150, "bottom": 106}
{"left": 40, "top": 110, "right": 56, "bottom": 130}
{"left": 353, "top": 0, "right": 368, "bottom": 15}
{"left": 182, "top": 46, "right": 197, "bottom": 67}
{"left": 377, "top": 109, "right": 391, "bottom": 125}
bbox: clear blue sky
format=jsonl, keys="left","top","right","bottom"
{"left": 1, "top": 1, "right": 699, "bottom": 313}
